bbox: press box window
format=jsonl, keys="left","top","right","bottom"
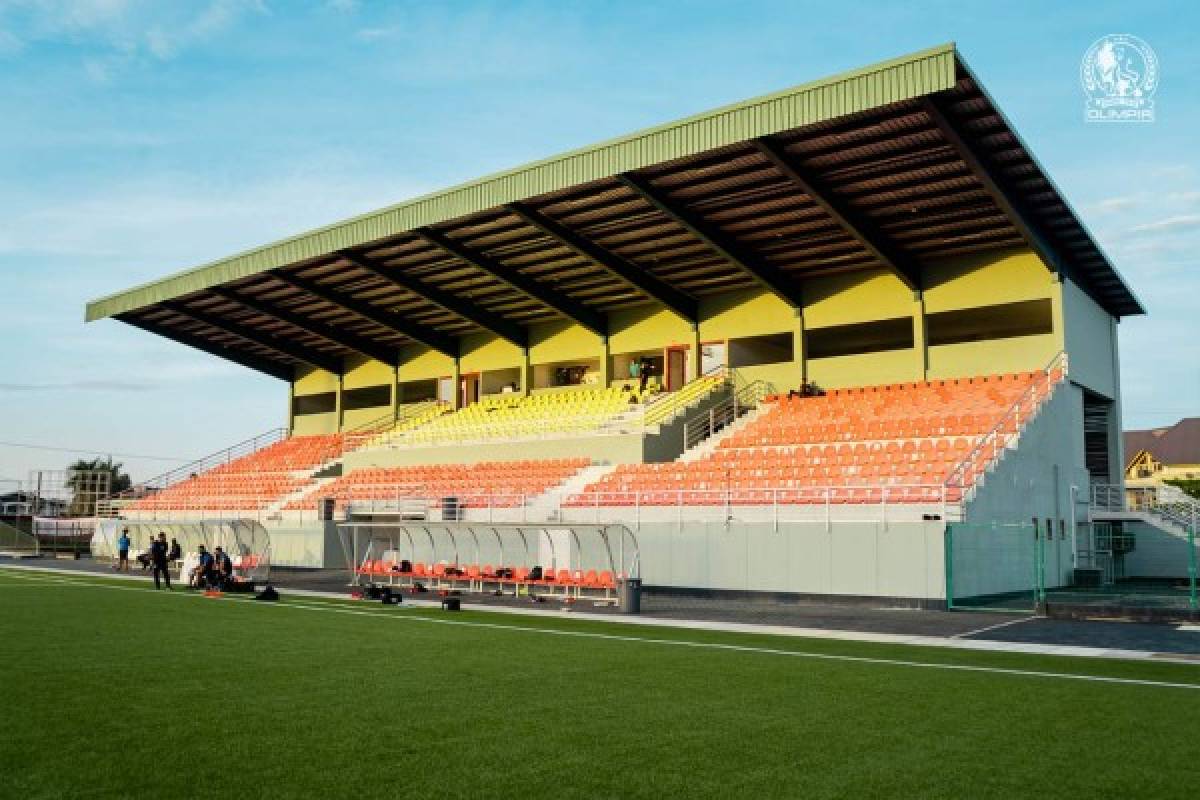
{"left": 806, "top": 317, "right": 914, "bottom": 359}
{"left": 728, "top": 333, "right": 793, "bottom": 368}
{"left": 342, "top": 384, "right": 391, "bottom": 411}
{"left": 292, "top": 392, "right": 336, "bottom": 416}
{"left": 926, "top": 299, "right": 1053, "bottom": 346}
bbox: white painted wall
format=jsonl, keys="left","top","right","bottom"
{"left": 1061, "top": 277, "right": 1118, "bottom": 399}
{"left": 632, "top": 519, "right": 946, "bottom": 601}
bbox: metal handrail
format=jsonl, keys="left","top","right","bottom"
{"left": 683, "top": 378, "right": 775, "bottom": 451}
{"left": 113, "top": 427, "right": 288, "bottom": 500}
{"left": 343, "top": 400, "right": 448, "bottom": 448}
{"left": 943, "top": 352, "right": 1069, "bottom": 495}
{"left": 1091, "top": 483, "right": 1199, "bottom": 533}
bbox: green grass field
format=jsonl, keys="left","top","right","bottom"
{"left": 2, "top": 567, "right": 1198, "bottom": 799}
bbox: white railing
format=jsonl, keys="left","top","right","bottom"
{"left": 336, "top": 483, "right": 958, "bottom": 533}
{"left": 944, "top": 351, "right": 1069, "bottom": 499}
{"left": 343, "top": 400, "right": 449, "bottom": 450}
{"left": 683, "top": 378, "right": 775, "bottom": 450}
{"left": 1091, "top": 482, "right": 1199, "bottom": 533}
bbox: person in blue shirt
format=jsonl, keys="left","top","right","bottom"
{"left": 115, "top": 528, "right": 131, "bottom": 573}
{"left": 190, "top": 545, "right": 215, "bottom": 589}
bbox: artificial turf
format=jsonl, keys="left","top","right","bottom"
{"left": 1, "top": 567, "right": 1197, "bottom": 799}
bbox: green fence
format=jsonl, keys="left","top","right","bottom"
{"left": 945, "top": 522, "right": 1042, "bottom": 612}
{"left": 0, "top": 519, "right": 39, "bottom": 556}
{"left": 946, "top": 520, "right": 1198, "bottom": 614}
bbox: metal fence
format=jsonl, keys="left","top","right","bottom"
{"left": 946, "top": 519, "right": 1198, "bottom": 614}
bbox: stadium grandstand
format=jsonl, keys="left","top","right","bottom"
{"left": 85, "top": 43, "right": 1155, "bottom": 606}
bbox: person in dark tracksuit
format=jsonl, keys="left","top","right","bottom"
{"left": 150, "top": 532, "right": 171, "bottom": 590}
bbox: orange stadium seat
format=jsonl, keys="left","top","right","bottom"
{"left": 567, "top": 371, "right": 1052, "bottom": 507}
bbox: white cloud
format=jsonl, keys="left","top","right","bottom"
{"left": 1, "top": 0, "right": 265, "bottom": 78}
{"left": 0, "top": 379, "right": 152, "bottom": 392}
{"left": 1086, "top": 196, "right": 1141, "bottom": 214}
{"left": 1126, "top": 214, "right": 1200, "bottom": 236}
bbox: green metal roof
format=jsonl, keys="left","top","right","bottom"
{"left": 85, "top": 43, "right": 958, "bottom": 322}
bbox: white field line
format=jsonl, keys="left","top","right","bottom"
{"left": 950, "top": 616, "right": 1036, "bottom": 639}
{"left": 2, "top": 566, "right": 1199, "bottom": 690}
{"left": 1, "top": 564, "right": 1195, "bottom": 663}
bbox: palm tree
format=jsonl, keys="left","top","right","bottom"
{"left": 65, "top": 457, "right": 131, "bottom": 515}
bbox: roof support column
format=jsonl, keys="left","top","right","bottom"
{"left": 391, "top": 364, "right": 401, "bottom": 424}
{"left": 335, "top": 373, "right": 345, "bottom": 432}
{"left": 520, "top": 348, "right": 533, "bottom": 398}
{"left": 598, "top": 337, "right": 611, "bottom": 389}
{"left": 794, "top": 310, "right": 807, "bottom": 388}
{"left": 912, "top": 292, "right": 929, "bottom": 382}
{"left": 287, "top": 381, "right": 295, "bottom": 436}
{"left": 689, "top": 324, "right": 702, "bottom": 383}
{"left": 451, "top": 358, "right": 462, "bottom": 410}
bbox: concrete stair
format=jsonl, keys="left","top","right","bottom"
{"left": 532, "top": 464, "right": 618, "bottom": 521}
{"left": 679, "top": 404, "right": 771, "bottom": 462}
{"left": 265, "top": 476, "right": 336, "bottom": 516}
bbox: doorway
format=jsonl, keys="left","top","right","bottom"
{"left": 460, "top": 373, "right": 480, "bottom": 407}
{"left": 666, "top": 347, "right": 688, "bottom": 391}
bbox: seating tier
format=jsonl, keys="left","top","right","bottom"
{"left": 285, "top": 457, "right": 591, "bottom": 511}
{"left": 569, "top": 371, "right": 1043, "bottom": 506}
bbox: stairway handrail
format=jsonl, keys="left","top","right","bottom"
{"left": 113, "top": 427, "right": 288, "bottom": 499}
{"left": 943, "top": 351, "right": 1069, "bottom": 492}
{"left": 682, "top": 378, "right": 775, "bottom": 451}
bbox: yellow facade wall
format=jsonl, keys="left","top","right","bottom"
{"left": 698, "top": 289, "right": 796, "bottom": 340}
{"left": 529, "top": 319, "right": 603, "bottom": 364}
{"left": 400, "top": 344, "right": 455, "bottom": 382}
{"left": 807, "top": 350, "right": 917, "bottom": 389}
{"left": 459, "top": 333, "right": 523, "bottom": 373}
{"left": 927, "top": 335, "right": 1058, "bottom": 380}
{"left": 804, "top": 269, "right": 913, "bottom": 327}
{"left": 285, "top": 244, "right": 1097, "bottom": 430}
{"left": 923, "top": 247, "right": 1053, "bottom": 312}
{"left": 342, "top": 355, "right": 393, "bottom": 390}
{"left": 609, "top": 306, "right": 693, "bottom": 354}
{"left": 292, "top": 412, "right": 338, "bottom": 436}
{"left": 293, "top": 365, "right": 338, "bottom": 395}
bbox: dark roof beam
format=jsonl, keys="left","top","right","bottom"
{"left": 758, "top": 139, "right": 923, "bottom": 289}
{"left": 158, "top": 302, "right": 343, "bottom": 374}
{"left": 416, "top": 227, "right": 607, "bottom": 337}
{"left": 337, "top": 250, "right": 527, "bottom": 348}
{"left": 272, "top": 272, "right": 458, "bottom": 358}
{"left": 921, "top": 94, "right": 1088, "bottom": 293}
{"left": 208, "top": 287, "right": 398, "bottom": 366}
{"left": 119, "top": 315, "right": 293, "bottom": 381}
{"left": 617, "top": 172, "right": 804, "bottom": 308}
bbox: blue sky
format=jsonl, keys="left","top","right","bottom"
{"left": 1, "top": 0, "right": 1197, "bottom": 483}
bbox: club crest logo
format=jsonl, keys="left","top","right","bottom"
{"left": 1081, "top": 35, "right": 1157, "bottom": 122}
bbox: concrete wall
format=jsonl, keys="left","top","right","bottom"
{"left": 964, "top": 382, "right": 1090, "bottom": 588}
{"left": 634, "top": 519, "right": 947, "bottom": 602}
{"left": 1061, "top": 276, "right": 1118, "bottom": 399}
{"left": 1123, "top": 519, "right": 1196, "bottom": 578}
